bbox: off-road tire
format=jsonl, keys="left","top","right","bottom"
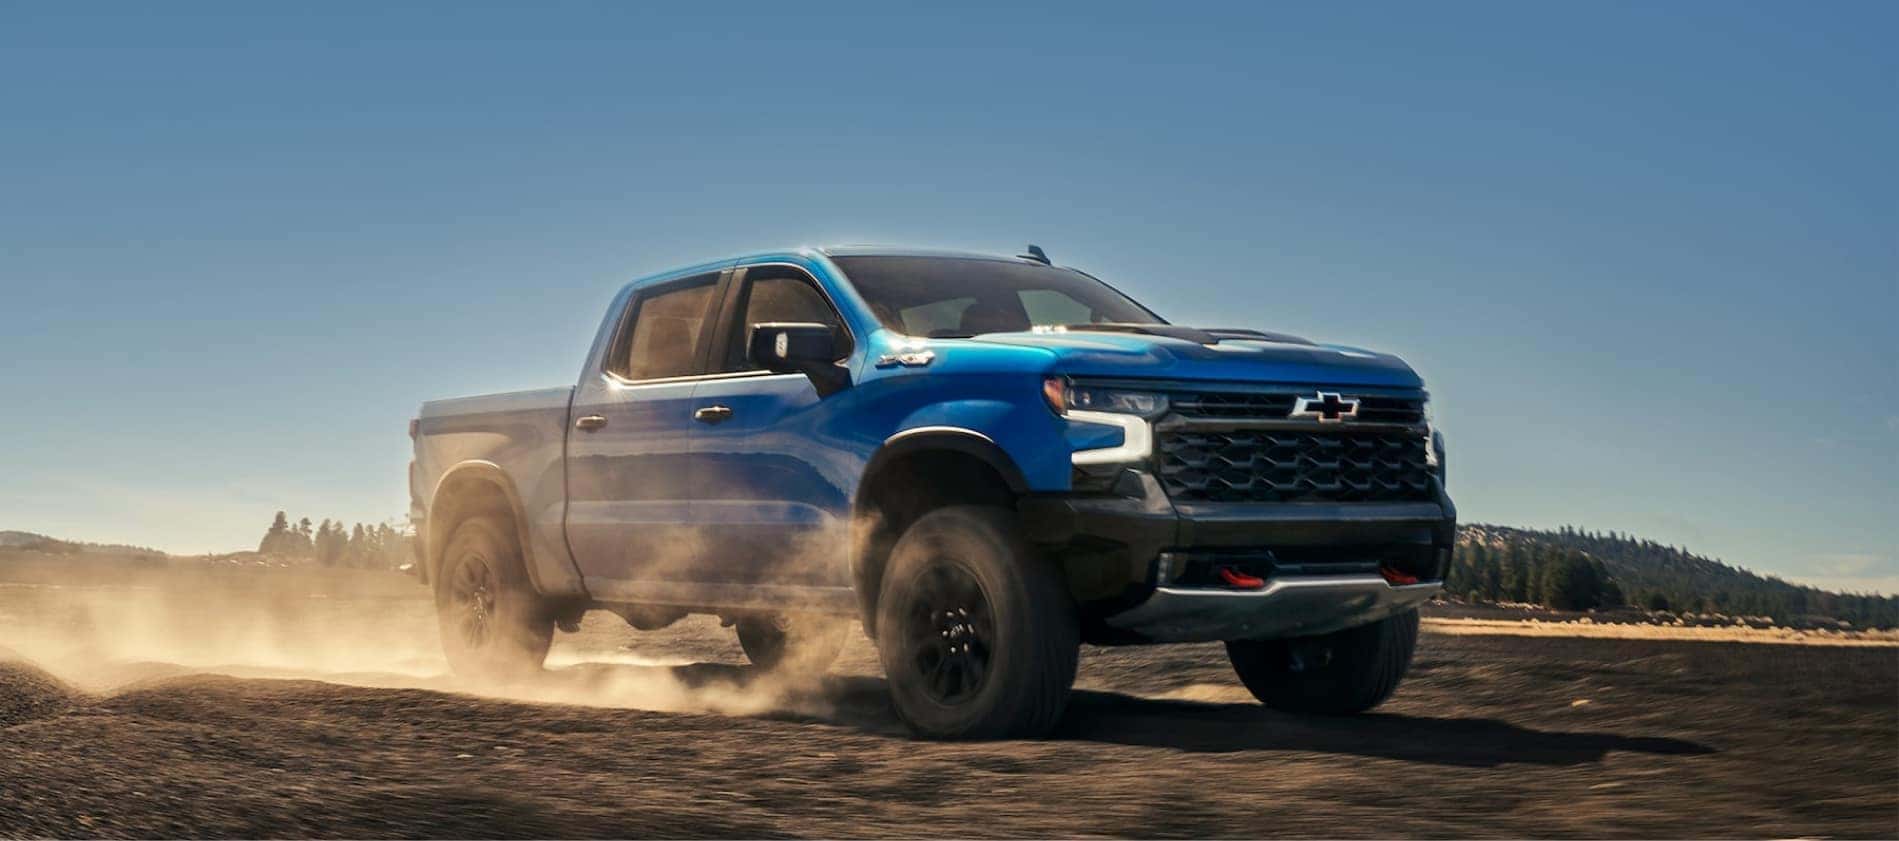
{"left": 875, "top": 505, "right": 1080, "bottom": 739}
{"left": 1227, "top": 609, "right": 1419, "bottom": 714}
{"left": 435, "top": 515, "right": 554, "bottom": 679}
{"left": 736, "top": 614, "right": 850, "bottom": 674}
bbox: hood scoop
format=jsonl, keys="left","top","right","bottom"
{"left": 1052, "top": 323, "right": 1315, "bottom": 346}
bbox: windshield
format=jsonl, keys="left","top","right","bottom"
{"left": 832, "top": 256, "right": 1164, "bottom": 338}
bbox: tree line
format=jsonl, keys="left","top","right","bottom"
{"left": 1450, "top": 524, "right": 1899, "bottom": 629}
{"left": 1446, "top": 537, "right": 1623, "bottom": 611}
{"left": 257, "top": 511, "right": 412, "bottom": 570}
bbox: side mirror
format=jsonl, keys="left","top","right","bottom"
{"left": 748, "top": 322, "right": 851, "bottom": 396}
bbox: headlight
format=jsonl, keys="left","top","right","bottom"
{"left": 1427, "top": 426, "right": 1446, "bottom": 487}
{"left": 1042, "top": 378, "right": 1169, "bottom": 418}
{"left": 1048, "top": 377, "right": 1160, "bottom": 467}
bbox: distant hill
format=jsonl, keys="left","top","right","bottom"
{"left": 1454, "top": 524, "right": 1898, "bottom": 630}
{"left": 0, "top": 530, "right": 53, "bottom": 547}
{"left": 0, "top": 530, "right": 166, "bottom": 558}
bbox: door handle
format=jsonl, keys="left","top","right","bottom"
{"left": 693, "top": 405, "right": 734, "bottom": 424}
{"left": 575, "top": 414, "right": 608, "bottom": 432}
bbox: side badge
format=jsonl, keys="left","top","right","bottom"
{"left": 875, "top": 349, "right": 936, "bottom": 368}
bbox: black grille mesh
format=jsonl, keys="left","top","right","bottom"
{"left": 1350, "top": 396, "right": 1428, "bottom": 425}
{"left": 1170, "top": 392, "right": 1298, "bottom": 419}
{"left": 1157, "top": 427, "right": 1434, "bottom": 503}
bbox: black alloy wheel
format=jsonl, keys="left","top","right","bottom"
{"left": 903, "top": 562, "right": 997, "bottom": 704}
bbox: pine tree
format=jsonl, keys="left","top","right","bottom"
{"left": 293, "top": 518, "right": 315, "bottom": 559}
{"left": 373, "top": 523, "right": 397, "bottom": 569}
{"left": 259, "top": 511, "right": 292, "bottom": 556}
{"left": 1599, "top": 574, "right": 1625, "bottom": 608}
{"left": 1460, "top": 542, "right": 1486, "bottom": 599}
{"left": 1498, "top": 545, "right": 1525, "bottom": 603}
{"left": 315, "top": 520, "right": 343, "bottom": 566}
{"left": 1540, "top": 552, "right": 1601, "bottom": 611}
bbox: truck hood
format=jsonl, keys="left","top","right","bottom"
{"left": 968, "top": 326, "right": 1423, "bottom": 389}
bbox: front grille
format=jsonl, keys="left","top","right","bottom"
{"left": 1351, "top": 396, "right": 1427, "bottom": 425}
{"left": 1171, "top": 392, "right": 1298, "bottom": 419}
{"left": 1157, "top": 427, "right": 1434, "bottom": 503}
{"left": 1170, "top": 390, "right": 1425, "bottom": 424}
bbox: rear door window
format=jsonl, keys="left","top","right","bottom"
{"left": 616, "top": 276, "right": 718, "bottom": 380}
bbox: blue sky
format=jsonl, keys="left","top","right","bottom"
{"left": 2, "top": 2, "right": 1893, "bottom": 591}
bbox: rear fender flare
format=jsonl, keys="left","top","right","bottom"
{"left": 426, "top": 461, "right": 538, "bottom": 590}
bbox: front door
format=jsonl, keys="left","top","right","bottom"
{"left": 565, "top": 272, "right": 722, "bottom": 588}
{"left": 688, "top": 264, "right": 855, "bottom": 587}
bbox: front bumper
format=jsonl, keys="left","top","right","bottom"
{"left": 1019, "top": 470, "right": 1456, "bottom": 643}
{"left": 1107, "top": 577, "right": 1441, "bottom": 642}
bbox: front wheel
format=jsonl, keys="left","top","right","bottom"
{"left": 875, "top": 505, "right": 1079, "bottom": 740}
{"left": 1227, "top": 609, "right": 1419, "bottom": 715}
{"left": 435, "top": 515, "right": 554, "bottom": 680}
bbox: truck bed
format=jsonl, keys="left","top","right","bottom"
{"left": 412, "top": 386, "right": 579, "bottom": 594}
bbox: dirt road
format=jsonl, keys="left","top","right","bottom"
{"left": 1, "top": 567, "right": 1894, "bottom": 838}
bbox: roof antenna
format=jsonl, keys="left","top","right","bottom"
{"left": 1018, "top": 244, "right": 1051, "bottom": 265}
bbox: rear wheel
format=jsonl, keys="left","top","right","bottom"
{"left": 435, "top": 515, "right": 554, "bottom": 679}
{"left": 875, "top": 506, "right": 1079, "bottom": 739}
{"left": 736, "top": 613, "right": 849, "bottom": 674}
{"left": 1226, "top": 609, "right": 1419, "bottom": 714}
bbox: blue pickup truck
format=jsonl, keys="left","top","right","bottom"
{"left": 409, "top": 245, "right": 1454, "bottom": 738}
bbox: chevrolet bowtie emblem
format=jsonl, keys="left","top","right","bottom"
{"left": 1290, "top": 392, "right": 1358, "bottom": 422}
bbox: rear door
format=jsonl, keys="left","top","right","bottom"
{"left": 565, "top": 271, "right": 724, "bottom": 588}
{"left": 687, "top": 263, "right": 856, "bottom": 586}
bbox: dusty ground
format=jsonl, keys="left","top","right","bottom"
{"left": 0, "top": 563, "right": 1894, "bottom": 838}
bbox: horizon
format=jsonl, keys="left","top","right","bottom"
{"left": 7, "top": 519, "right": 1892, "bottom": 604}
{"left": 2, "top": 3, "right": 1894, "bottom": 594}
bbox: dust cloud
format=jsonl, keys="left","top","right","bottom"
{"left": 0, "top": 556, "right": 846, "bottom": 720}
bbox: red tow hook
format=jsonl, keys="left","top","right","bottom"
{"left": 1380, "top": 566, "right": 1420, "bottom": 586}
{"left": 1216, "top": 566, "right": 1267, "bottom": 590}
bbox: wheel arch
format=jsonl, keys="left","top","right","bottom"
{"left": 424, "top": 461, "right": 535, "bottom": 588}
{"left": 850, "top": 427, "right": 1030, "bottom": 634}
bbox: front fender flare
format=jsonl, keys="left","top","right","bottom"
{"left": 849, "top": 426, "right": 1032, "bottom": 633}
{"left": 857, "top": 426, "right": 1030, "bottom": 508}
